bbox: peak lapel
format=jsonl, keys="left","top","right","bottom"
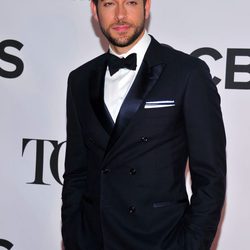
{"left": 89, "top": 57, "right": 114, "bottom": 136}
{"left": 105, "top": 38, "right": 166, "bottom": 154}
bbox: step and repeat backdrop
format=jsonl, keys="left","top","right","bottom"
{"left": 1, "top": 0, "right": 249, "bottom": 249}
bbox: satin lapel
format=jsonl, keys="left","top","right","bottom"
{"left": 89, "top": 60, "right": 114, "bottom": 135}
{"left": 105, "top": 61, "right": 164, "bottom": 153}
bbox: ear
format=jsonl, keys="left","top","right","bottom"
{"left": 90, "top": 0, "right": 99, "bottom": 22}
{"left": 145, "top": 0, "right": 151, "bottom": 20}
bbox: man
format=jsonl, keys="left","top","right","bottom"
{"left": 61, "top": 0, "right": 226, "bottom": 249}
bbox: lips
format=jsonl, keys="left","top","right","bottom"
{"left": 112, "top": 24, "right": 130, "bottom": 32}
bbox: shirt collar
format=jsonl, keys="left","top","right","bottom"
{"left": 109, "top": 30, "right": 151, "bottom": 68}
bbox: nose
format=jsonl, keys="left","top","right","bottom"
{"left": 115, "top": 4, "right": 127, "bottom": 21}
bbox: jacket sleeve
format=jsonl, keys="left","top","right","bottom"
{"left": 61, "top": 73, "right": 87, "bottom": 250}
{"left": 182, "top": 60, "right": 226, "bottom": 250}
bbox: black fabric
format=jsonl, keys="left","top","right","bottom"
{"left": 62, "top": 36, "right": 226, "bottom": 250}
{"left": 107, "top": 53, "right": 137, "bottom": 76}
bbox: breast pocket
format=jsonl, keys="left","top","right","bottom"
{"left": 142, "top": 104, "right": 178, "bottom": 119}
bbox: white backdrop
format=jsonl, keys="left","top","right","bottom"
{"left": 0, "top": 0, "right": 249, "bottom": 249}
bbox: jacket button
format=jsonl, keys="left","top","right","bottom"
{"left": 102, "top": 168, "right": 111, "bottom": 174}
{"left": 89, "top": 137, "right": 95, "bottom": 144}
{"left": 129, "top": 168, "right": 136, "bottom": 175}
{"left": 128, "top": 206, "right": 136, "bottom": 214}
{"left": 140, "top": 136, "right": 149, "bottom": 143}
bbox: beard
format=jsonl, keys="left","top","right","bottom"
{"left": 99, "top": 20, "right": 145, "bottom": 48}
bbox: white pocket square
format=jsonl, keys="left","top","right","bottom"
{"left": 144, "top": 100, "right": 175, "bottom": 109}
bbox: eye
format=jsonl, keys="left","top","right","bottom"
{"left": 127, "top": 1, "right": 138, "bottom": 5}
{"left": 103, "top": 1, "right": 115, "bottom": 7}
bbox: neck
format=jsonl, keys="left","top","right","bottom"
{"left": 110, "top": 30, "right": 145, "bottom": 55}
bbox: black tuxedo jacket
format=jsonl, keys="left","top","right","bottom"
{"left": 61, "top": 37, "right": 226, "bottom": 250}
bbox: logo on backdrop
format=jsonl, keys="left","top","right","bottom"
{"left": 0, "top": 239, "right": 14, "bottom": 250}
{"left": 1, "top": 39, "right": 248, "bottom": 88}
{"left": 0, "top": 39, "right": 24, "bottom": 79}
{"left": 22, "top": 138, "right": 66, "bottom": 185}
{"left": 191, "top": 48, "right": 250, "bottom": 89}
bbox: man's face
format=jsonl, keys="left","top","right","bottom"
{"left": 91, "top": 0, "right": 150, "bottom": 52}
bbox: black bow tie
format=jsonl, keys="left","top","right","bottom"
{"left": 107, "top": 53, "right": 137, "bottom": 76}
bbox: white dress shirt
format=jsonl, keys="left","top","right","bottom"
{"left": 104, "top": 31, "right": 151, "bottom": 122}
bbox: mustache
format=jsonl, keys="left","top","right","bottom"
{"left": 112, "top": 21, "right": 131, "bottom": 26}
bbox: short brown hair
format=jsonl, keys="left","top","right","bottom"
{"left": 92, "top": 0, "right": 147, "bottom": 6}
